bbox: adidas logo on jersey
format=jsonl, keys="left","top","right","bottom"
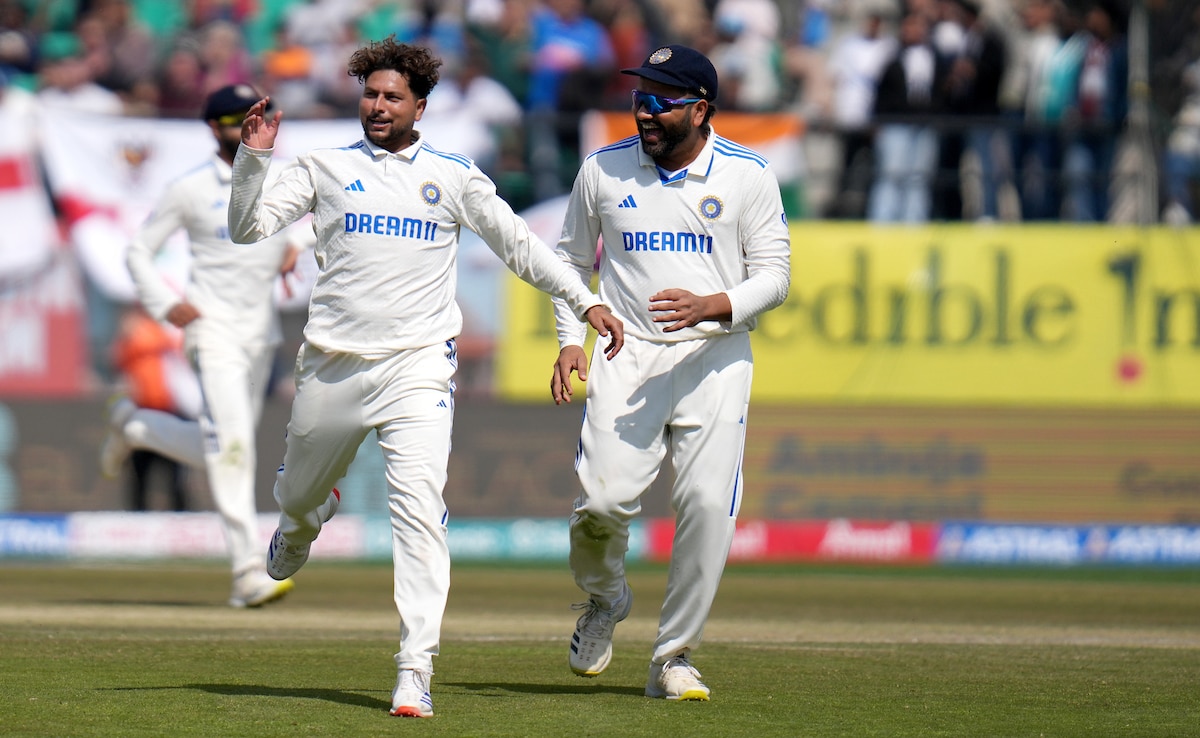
{"left": 344, "top": 179, "right": 365, "bottom": 192}
{"left": 618, "top": 194, "right": 637, "bottom": 208}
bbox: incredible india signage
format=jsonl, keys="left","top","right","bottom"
{"left": 500, "top": 223, "right": 1200, "bottom": 407}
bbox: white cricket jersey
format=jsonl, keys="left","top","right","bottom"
{"left": 553, "top": 128, "right": 791, "bottom": 347}
{"left": 127, "top": 154, "right": 296, "bottom": 347}
{"left": 230, "top": 135, "right": 603, "bottom": 358}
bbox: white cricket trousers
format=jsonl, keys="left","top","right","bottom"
{"left": 274, "top": 340, "right": 455, "bottom": 673}
{"left": 569, "top": 332, "right": 751, "bottom": 664}
{"left": 123, "top": 336, "right": 275, "bottom": 578}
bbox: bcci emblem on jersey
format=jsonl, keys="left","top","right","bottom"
{"left": 698, "top": 196, "right": 723, "bottom": 220}
{"left": 421, "top": 182, "right": 442, "bottom": 206}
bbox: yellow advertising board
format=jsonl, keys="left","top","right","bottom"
{"left": 499, "top": 224, "right": 1200, "bottom": 406}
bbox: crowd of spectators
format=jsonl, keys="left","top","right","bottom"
{"left": 0, "top": 0, "right": 1198, "bottom": 221}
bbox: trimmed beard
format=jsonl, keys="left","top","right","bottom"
{"left": 638, "top": 116, "right": 692, "bottom": 161}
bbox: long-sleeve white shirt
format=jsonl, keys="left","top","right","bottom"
{"left": 229, "top": 135, "right": 602, "bottom": 357}
{"left": 553, "top": 129, "right": 791, "bottom": 347}
{"left": 126, "top": 154, "right": 299, "bottom": 348}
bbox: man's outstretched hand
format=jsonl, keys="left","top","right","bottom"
{"left": 241, "top": 97, "right": 282, "bottom": 150}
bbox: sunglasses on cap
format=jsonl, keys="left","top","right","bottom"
{"left": 631, "top": 90, "right": 703, "bottom": 115}
{"left": 214, "top": 112, "right": 246, "bottom": 127}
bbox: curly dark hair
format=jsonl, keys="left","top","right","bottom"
{"left": 346, "top": 36, "right": 442, "bottom": 99}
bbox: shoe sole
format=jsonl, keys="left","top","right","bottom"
{"left": 389, "top": 706, "right": 433, "bottom": 718}
{"left": 645, "top": 686, "right": 711, "bottom": 701}
{"left": 235, "top": 578, "right": 294, "bottom": 608}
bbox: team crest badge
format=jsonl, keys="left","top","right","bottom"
{"left": 698, "top": 196, "right": 723, "bottom": 220}
{"left": 421, "top": 182, "right": 442, "bottom": 206}
{"left": 649, "top": 48, "right": 672, "bottom": 64}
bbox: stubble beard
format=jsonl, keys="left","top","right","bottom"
{"left": 218, "top": 137, "right": 240, "bottom": 161}
{"left": 362, "top": 118, "right": 407, "bottom": 151}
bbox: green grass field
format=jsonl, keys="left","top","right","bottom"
{"left": 2, "top": 561, "right": 1199, "bottom": 737}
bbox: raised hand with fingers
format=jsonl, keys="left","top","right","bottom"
{"left": 240, "top": 97, "right": 282, "bottom": 150}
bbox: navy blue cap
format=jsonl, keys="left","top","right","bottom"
{"left": 621, "top": 45, "right": 718, "bottom": 102}
{"left": 202, "top": 83, "right": 266, "bottom": 121}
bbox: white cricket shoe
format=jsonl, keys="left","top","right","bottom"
{"left": 390, "top": 668, "right": 434, "bottom": 718}
{"left": 229, "top": 569, "right": 294, "bottom": 608}
{"left": 99, "top": 397, "right": 137, "bottom": 479}
{"left": 645, "top": 653, "right": 711, "bottom": 701}
{"left": 569, "top": 583, "right": 632, "bottom": 677}
{"left": 265, "top": 488, "right": 341, "bottom": 580}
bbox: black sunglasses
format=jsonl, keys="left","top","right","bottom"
{"left": 632, "top": 90, "right": 703, "bottom": 115}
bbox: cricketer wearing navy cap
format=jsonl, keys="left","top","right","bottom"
{"left": 552, "top": 36, "right": 790, "bottom": 703}
{"left": 621, "top": 45, "right": 718, "bottom": 103}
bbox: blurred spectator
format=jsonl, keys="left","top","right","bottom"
{"left": 465, "top": 0, "right": 535, "bottom": 105}
{"left": 308, "top": 18, "right": 368, "bottom": 117}
{"left": 0, "top": 0, "right": 37, "bottom": 83}
{"left": 1162, "top": 58, "right": 1200, "bottom": 225}
{"left": 392, "top": 0, "right": 468, "bottom": 64}
{"left": 197, "top": 19, "right": 255, "bottom": 94}
{"left": 927, "top": 0, "right": 965, "bottom": 219}
{"left": 26, "top": 0, "right": 83, "bottom": 36}
{"left": 868, "top": 9, "right": 946, "bottom": 223}
{"left": 941, "top": 0, "right": 1007, "bottom": 221}
{"left": 647, "top": 0, "right": 709, "bottom": 46}
{"left": 425, "top": 42, "right": 524, "bottom": 177}
{"left": 1007, "top": 0, "right": 1070, "bottom": 221}
{"left": 822, "top": 3, "right": 896, "bottom": 219}
{"left": 283, "top": 0, "right": 359, "bottom": 49}
{"left": 259, "top": 20, "right": 319, "bottom": 117}
{"left": 35, "top": 31, "right": 126, "bottom": 115}
{"left": 87, "top": 0, "right": 156, "bottom": 96}
{"left": 713, "top": 0, "right": 781, "bottom": 41}
{"left": 592, "top": 0, "right": 655, "bottom": 107}
{"left": 708, "top": 6, "right": 782, "bottom": 111}
{"left": 1061, "top": 0, "right": 1126, "bottom": 222}
{"left": 779, "top": 0, "right": 839, "bottom": 119}
{"left": 155, "top": 39, "right": 206, "bottom": 118}
{"left": 525, "top": 0, "right": 614, "bottom": 200}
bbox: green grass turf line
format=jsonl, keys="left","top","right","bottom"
{"left": 0, "top": 562, "right": 1198, "bottom": 736}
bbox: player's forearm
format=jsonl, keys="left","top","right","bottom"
{"left": 126, "top": 230, "right": 180, "bottom": 321}
{"left": 553, "top": 295, "right": 590, "bottom": 349}
{"left": 726, "top": 259, "right": 790, "bottom": 325}
{"left": 228, "top": 144, "right": 294, "bottom": 244}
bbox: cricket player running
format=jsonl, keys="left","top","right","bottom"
{"left": 550, "top": 45, "right": 791, "bottom": 701}
{"left": 107, "top": 84, "right": 314, "bottom": 608}
{"left": 228, "top": 37, "right": 623, "bottom": 718}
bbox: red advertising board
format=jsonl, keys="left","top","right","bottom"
{"left": 645, "top": 518, "right": 938, "bottom": 564}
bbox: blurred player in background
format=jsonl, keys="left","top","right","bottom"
{"left": 100, "top": 83, "right": 314, "bottom": 608}
{"left": 550, "top": 45, "right": 791, "bottom": 701}
{"left": 109, "top": 305, "right": 197, "bottom": 513}
{"left": 228, "top": 37, "right": 623, "bottom": 718}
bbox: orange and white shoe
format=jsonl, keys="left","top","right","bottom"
{"left": 390, "top": 668, "right": 434, "bottom": 718}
